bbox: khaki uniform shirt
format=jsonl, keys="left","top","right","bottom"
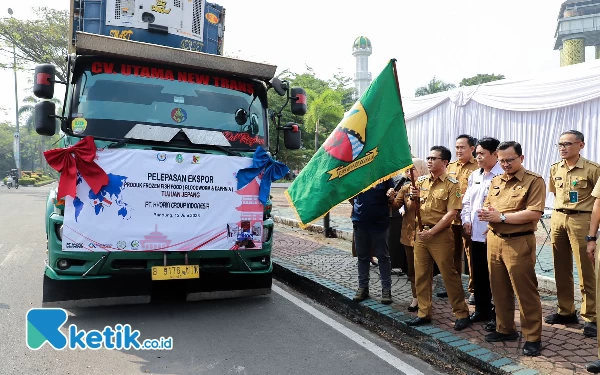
{"left": 393, "top": 184, "right": 417, "bottom": 247}
{"left": 549, "top": 157, "right": 600, "bottom": 212}
{"left": 593, "top": 179, "right": 600, "bottom": 199}
{"left": 485, "top": 168, "right": 546, "bottom": 235}
{"left": 415, "top": 172, "right": 462, "bottom": 227}
{"left": 447, "top": 157, "right": 478, "bottom": 225}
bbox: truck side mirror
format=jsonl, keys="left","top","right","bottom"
{"left": 270, "top": 78, "right": 288, "bottom": 97}
{"left": 290, "top": 87, "right": 307, "bottom": 116}
{"left": 35, "top": 101, "right": 57, "bottom": 136}
{"left": 283, "top": 122, "right": 301, "bottom": 150}
{"left": 33, "top": 64, "right": 56, "bottom": 99}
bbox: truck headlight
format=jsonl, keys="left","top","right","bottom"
{"left": 55, "top": 223, "right": 63, "bottom": 241}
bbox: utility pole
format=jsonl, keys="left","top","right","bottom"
{"left": 9, "top": 8, "right": 20, "bottom": 177}
{"left": 315, "top": 112, "right": 335, "bottom": 238}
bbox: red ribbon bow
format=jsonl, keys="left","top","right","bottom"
{"left": 44, "top": 136, "right": 109, "bottom": 199}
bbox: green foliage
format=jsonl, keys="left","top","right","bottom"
{"left": 18, "top": 177, "right": 36, "bottom": 186}
{"left": 415, "top": 76, "right": 456, "bottom": 97}
{"left": 0, "top": 7, "right": 69, "bottom": 82}
{"left": 267, "top": 67, "right": 354, "bottom": 171}
{"left": 459, "top": 73, "right": 505, "bottom": 87}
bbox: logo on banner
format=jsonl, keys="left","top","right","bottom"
{"left": 116, "top": 241, "right": 126, "bottom": 250}
{"left": 192, "top": 155, "right": 201, "bottom": 164}
{"left": 157, "top": 153, "right": 167, "bottom": 162}
{"left": 176, "top": 154, "right": 183, "bottom": 163}
{"left": 131, "top": 240, "right": 140, "bottom": 250}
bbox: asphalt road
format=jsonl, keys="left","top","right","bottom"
{"left": 0, "top": 184, "right": 446, "bottom": 375}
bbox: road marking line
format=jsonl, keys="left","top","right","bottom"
{"left": 0, "top": 248, "right": 17, "bottom": 267}
{"left": 273, "top": 285, "right": 424, "bottom": 375}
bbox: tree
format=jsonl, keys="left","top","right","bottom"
{"left": 0, "top": 7, "right": 69, "bottom": 82}
{"left": 459, "top": 73, "right": 505, "bottom": 87}
{"left": 267, "top": 67, "right": 353, "bottom": 171}
{"left": 415, "top": 76, "right": 456, "bottom": 97}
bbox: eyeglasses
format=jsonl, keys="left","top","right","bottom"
{"left": 556, "top": 142, "right": 581, "bottom": 148}
{"left": 426, "top": 157, "right": 441, "bottom": 161}
{"left": 498, "top": 157, "right": 518, "bottom": 165}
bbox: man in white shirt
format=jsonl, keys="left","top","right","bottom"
{"left": 461, "top": 137, "right": 504, "bottom": 330}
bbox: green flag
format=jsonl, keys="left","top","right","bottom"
{"left": 285, "top": 59, "right": 414, "bottom": 228}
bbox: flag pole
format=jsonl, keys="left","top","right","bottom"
{"left": 391, "top": 59, "right": 423, "bottom": 232}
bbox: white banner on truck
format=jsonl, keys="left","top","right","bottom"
{"left": 62, "top": 148, "right": 264, "bottom": 252}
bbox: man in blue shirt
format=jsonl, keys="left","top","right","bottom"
{"left": 352, "top": 178, "right": 395, "bottom": 304}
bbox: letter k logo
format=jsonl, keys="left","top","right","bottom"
{"left": 26, "top": 308, "right": 68, "bottom": 350}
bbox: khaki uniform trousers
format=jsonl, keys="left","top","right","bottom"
{"left": 404, "top": 246, "right": 417, "bottom": 298}
{"left": 452, "top": 224, "right": 473, "bottom": 293}
{"left": 414, "top": 228, "right": 469, "bottom": 319}
{"left": 488, "top": 232, "right": 542, "bottom": 342}
{"left": 595, "top": 241, "right": 600, "bottom": 358}
{"left": 551, "top": 211, "right": 596, "bottom": 322}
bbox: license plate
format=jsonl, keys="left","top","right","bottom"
{"left": 151, "top": 265, "right": 200, "bottom": 280}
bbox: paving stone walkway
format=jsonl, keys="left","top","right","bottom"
{"left": 272, "top": 224, "right": 597, "bottom": 375}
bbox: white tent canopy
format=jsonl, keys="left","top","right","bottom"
{"left": 401, "top": 59, "right": 600, "bottom": 208}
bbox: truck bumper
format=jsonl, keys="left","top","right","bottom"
{"left": 42, "top": 264, "right": 272, "bottom": 308}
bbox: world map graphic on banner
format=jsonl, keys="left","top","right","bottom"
{"left": 72, "top": 173, "right": 130, "bottom": 221}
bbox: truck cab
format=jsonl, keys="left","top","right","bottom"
{"left": 32, "top": 31, "right": 306, "bottom": 307}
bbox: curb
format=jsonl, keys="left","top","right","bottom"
{"left": 34, "top": 179, "right": 57, "bottom": 187}
{"left": 273, "top": 215, "right": 353, "bottom": 242}
{"left": 273, "top": 215, "right": 572, "bottom": 300}
{"left": 273, "top": 257, "right": 541, "bottom": 375}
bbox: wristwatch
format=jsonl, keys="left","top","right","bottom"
{"left": 500, "top": 213, "right": 506, "bottom": 223}
{"left": 586, "top": 235, "right": 597, "bottom": 242}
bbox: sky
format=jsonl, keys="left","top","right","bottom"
{"left": 0, "top": 0, "right": 597, "bottom": 125}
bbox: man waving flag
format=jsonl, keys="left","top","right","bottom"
{"left": 285, "top": 59, "right": 414, "bottom": 227}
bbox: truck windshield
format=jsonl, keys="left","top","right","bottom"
{"left": 69, "top": 58, "right": 268, "bottom": 150}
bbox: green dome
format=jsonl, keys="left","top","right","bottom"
{"left": 353, "top": 36, "right": 372, "bottom": 50}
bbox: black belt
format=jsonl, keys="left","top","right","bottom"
{"left": 554, "top": 209, "right": 591, "bottom": 215}
{"left": 491, "top": 230, "right": 534, "bottom": 238}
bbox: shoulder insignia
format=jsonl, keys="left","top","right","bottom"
{"left": 550, "top": 160, "right": 561, "bottom": 166}
{"left": 525, "top": 170, "right": 542, "bottom": 178}
{"left": 447, "top": 176, "right": 458, "bottom": 184}
{"left": 448, "top": 160, "right": 458, "bottom": 165}
{"left": 417, "top": 175, "right": 428, "bottom": 182}
{"left": 585, "top": 159, "right": 600, "bottom": 168}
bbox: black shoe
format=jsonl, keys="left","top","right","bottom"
{"left": 544, "top": 312, "right": 579, "bottom": 325}
{"left": 353, "top": 287, "right": 369, "bottom": 302}
{"left": 455, "top": 318, "right": 472, "bottom": 331}
{"left": 436, "top": 290, "right": 448, "bottom": 298}
{"left": 485, "top": 331, "right": 519, "bottom": 342}
{"left": 470, "top": 311, "right": 493, "bottom": 323}
{"left": 468, "top": 294, "right": 476, "bottom": 305}
{"left": 407, "top": 304, "right": 418, "bottom": 312}
{"left": 405, "top": 317, "right": 432, "bottom": 326}
{"left": 381, "top": 289, "right": 392, "bottom": 305}
{"left": 484, "top": 318, "right": 497, "bottom": 333}
{"left": 584, "top": 322, "right": 597, "bottom": 338}
{"left": 523, "top": 341, "right": 542, "bottom": 356}
{"left": 587, "top": 360, "right": 600, "bottom": 373}
{"left": 392, "top": 268, "right": 406, "bottom": 276}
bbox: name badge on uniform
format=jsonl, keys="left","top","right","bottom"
{"left": 555, "top": 177, "right": 562, "bottom": 180}
{"left": 569, "top": 191, "right": 578, "bottom": 203}
{"left": 449, "top": 172, "right": 456, "bottom": 174}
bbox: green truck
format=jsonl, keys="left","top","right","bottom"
{"left": 32, "top": 31, "right": 306, "bottom": 308}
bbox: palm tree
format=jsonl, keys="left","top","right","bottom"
{"left": 18, "top": 96, "right": 62, "bottom": 172}
{"left": 414, "top": 76, "right": 456, "bottom": 97}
